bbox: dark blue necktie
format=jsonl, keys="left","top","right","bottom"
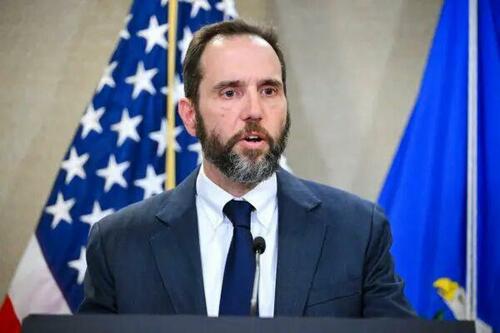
{"left": 219, "top": 200, "right": 255, "bottom": 315}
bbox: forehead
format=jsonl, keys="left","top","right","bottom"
{"left": 199, "top": 34, "right": 282, "bottom": 82}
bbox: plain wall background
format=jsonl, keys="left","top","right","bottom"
{"left": 0, "top": 0, "right": 441, "bottom": 298}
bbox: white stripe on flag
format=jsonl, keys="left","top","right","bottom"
{"left": 9, "top": 236, "right": 71, "bottom": 320}
{"left": 466, "top": 0, "right": 478, "bottom": 321}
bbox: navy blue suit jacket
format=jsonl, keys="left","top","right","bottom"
{"left": 78, "top": 168, "right": 415, "bottom": 317}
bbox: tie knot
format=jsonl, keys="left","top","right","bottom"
{"left": 223, "top": 200, "right": 254, "bottom": 228}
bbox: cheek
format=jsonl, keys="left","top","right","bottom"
{"left": 202, "top": 99, "right": 232, "bottom": 121}
{"left": 209, "top": 104, "right": 242, "bottom": 133}
{"left": 268, "top": 102, "right": 287, "bottom": 129}
{"left": 200, "top": 108, "right": 237, "bottom": 140}
{"left": 266, "top": 96, "right": 287, "bottom": 113}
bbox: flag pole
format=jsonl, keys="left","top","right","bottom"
{"left": 466, "top": 0, "right": 478, "bottom": 321}
{"left": 166, "top": 0, "right": 178, "bottom": 190}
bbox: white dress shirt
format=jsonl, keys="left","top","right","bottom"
{"left": 196, "top": 166, "right": 278, "bottom": 317}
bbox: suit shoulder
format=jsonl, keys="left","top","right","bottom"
{"left": 95, "top": 190, "right": 172, "bottom": 235}
{"left": 303, "top": 178, "right": 375, "bottom": 212}
{"left": 293, "top": 177, "right": 390, "bottom": 257}
{"left": 295, "top": 176, "right": 387, "bottom": 230}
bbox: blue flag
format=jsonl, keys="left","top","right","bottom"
{"left": 0, "top": 0, "right": 237, "bottom": 328}
{"left": 477, "top": 0, "right": 500, "bottom": 330}
{"left": 379, "top": 0, "right": 498, "bottom": 331}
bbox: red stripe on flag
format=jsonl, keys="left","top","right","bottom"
{"left": 0, "top": 296, "right": 21, "bottom": 333}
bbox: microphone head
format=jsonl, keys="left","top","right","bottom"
{"left": 253, "top": 236, "right": 266, "bottom": 254}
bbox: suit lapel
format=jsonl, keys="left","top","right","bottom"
{"left": 274, "top": 169, "right": 325, "bottom": 316}
{"left": 148, "top": 167, "right": 325, "bottom": 316}
{"left": 149, "top": 169, "right": 207, "bottom": 315}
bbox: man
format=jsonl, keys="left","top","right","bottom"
{"left": 79, "top": 19, "right": 415, "bottom": 317}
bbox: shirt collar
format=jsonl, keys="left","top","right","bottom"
{"left": 196, "top": 165, "right": 277, "bottom": 231}
{"left": 241, "top": 172, "right": 277, "bottom": 231}
{"left": 196, "top": 166, "right": 233, "bottom": 229}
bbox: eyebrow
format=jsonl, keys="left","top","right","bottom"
{"left": 212, "top": 79, "right": 283, "bottom": 91}
{"left": 259, "top": 79, "right": 283, "bottom": 89}
{"left": 212, "top": 80, "right": 243, "bottom": 91}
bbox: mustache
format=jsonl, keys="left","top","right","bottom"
{"left": 225, "top": 122, "right": 274, "bottom": 150}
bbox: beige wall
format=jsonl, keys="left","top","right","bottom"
{"left": 0, "top": 0, "right": 441, "bottom": 299}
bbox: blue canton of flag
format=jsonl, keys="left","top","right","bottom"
{"left": 34, "top": 0, "right": 237, "bottom": 314}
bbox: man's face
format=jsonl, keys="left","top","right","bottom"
{"left": 194, "top": 34, "right": 289, "bottom": 184}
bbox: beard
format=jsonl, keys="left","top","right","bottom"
{"left": 195, "top": 111, "right": 290, "bottom": 186}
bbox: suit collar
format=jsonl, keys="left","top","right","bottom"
{"left": 155, "top": 166, "right": 200, "bottom": 226}
{"left": 275, "top": 168, "right": 321, "bottom": 211}
{"left": 274, "top": 168, "right": 326, "bottom": 316}
{"left": 150, "top": 167, "right": 206, "bottom": 315}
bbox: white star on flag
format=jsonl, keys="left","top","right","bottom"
{"left": 188, "top": 0, "right": 211, "bottom": 18}
{"left": 61, "top": 147, "right": 89, "bottom": 184}
{"left": 188, "top": 142, "right": 203, "bottom": 165}
{"left": 80, "top": 104, "right": 105, "bottom": 139}
{"left": 119, "top": 14, "right": 133, "bottom": 40}
{"left": 96, "top": 61, "right": 117, "bottom": 92}
{"left": 178, "top": 27, "right": 193, "bottom": 63}
{"left": 137, "top": 15, "right": 168, "bottom": 53}
{"left": 45, "top": 192, "right": 75, "bottom": 229}
{"left": 125, "top": 61, "right": 158, "bottom": 99}
{"left": 80, "top": 201, "right": 115, "bottom": 228}
{"left": 134, "top": 165, "right": 165, "bottom": 199}
{"left": 149, "top": 119, "right": 183, "bottom": 157}
{"left": 161, "top": 75, "right": 185, "bottom": 106}
{"left": 68, "top": 247, "right": 87, "bottom": 284}
{"left": 96, "top": 155, "right": 130, "bottom": 192}
{"left": 111, "top": 108, "right": 143, "bottom": 146}
{"left": 215, "top": 0, "right": 238, "bottom": 19}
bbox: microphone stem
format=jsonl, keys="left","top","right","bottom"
{"left": 250, "top": 251, "right": 261, "bottom": 316}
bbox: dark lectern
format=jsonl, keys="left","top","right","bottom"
{"left": 23, "top": 315, "right": 475, "bottom": 333}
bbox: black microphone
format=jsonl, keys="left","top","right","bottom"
{"left": 253, "top": 236, "right": 266, "bottom": 255}
{"left": 250, "top": 237, "right": 266, "bottom": 316}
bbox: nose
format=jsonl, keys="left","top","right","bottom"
{"left": 241, "top": 89, "right": 263, "bottom": 121}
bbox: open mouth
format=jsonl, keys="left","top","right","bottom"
{"left": 244, "top": 134, "right": 263, "bottom": 143}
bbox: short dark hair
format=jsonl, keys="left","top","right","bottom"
{"left": 183, "top": 19, "right": 287, "bottom": 107}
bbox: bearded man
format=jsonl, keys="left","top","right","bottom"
{"left": 79, "top": 19, "right": 415, "bottom": 318}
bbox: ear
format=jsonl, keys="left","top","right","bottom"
{"left": 178, "top": 97, "right": 197, "bottom": 137}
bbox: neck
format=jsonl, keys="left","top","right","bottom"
{"left": 202, "top": 161, "right": 257, "bottom": 197}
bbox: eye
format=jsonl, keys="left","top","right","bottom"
{"left": 221, "top": 88, "right": 237, "bottom": 99}
{"left": 261, "top": 86, "right": 278, "bottom": 96}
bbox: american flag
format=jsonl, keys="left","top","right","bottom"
{"left": 0, "top": 0, "right": 237, "bottom": 331}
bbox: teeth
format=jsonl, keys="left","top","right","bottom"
{"left": 244, "top": 135, "right": 261, "bottom": 142}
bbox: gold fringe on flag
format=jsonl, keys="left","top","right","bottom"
{"left": 166, "top": 0, "right": 178, "bottom": 190}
